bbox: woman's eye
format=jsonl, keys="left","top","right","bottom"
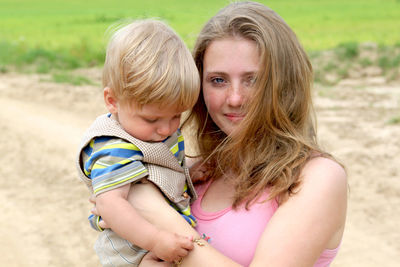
{"left": 211, "top": 77, "right": 225, "bottom": 84}
{"left": 245, "top": 76, "right": 256, "bottom": 86}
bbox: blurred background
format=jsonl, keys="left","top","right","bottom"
{"left": 1, "top": 0, "right": 400, "bottom": 79}
{"left": 0, "top": 0, "right": 399, "bottom": 266}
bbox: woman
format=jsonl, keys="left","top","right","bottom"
{"left": 94, "top": 1, "right": 347, "bottom": 266}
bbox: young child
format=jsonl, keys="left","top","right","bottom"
{"left": 75, "top": 19, "right": 200, "bottom": 266}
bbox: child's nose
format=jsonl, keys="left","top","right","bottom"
{"left": 157, "top": 123, "right": 172, "bottom": 136}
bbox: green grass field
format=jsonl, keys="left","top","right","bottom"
{"left": 1, "top": 0, "right": 400, "bottom": 72}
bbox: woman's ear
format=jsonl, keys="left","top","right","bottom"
{"left": 104, "top": 87, "right": 118, "bottom": 114}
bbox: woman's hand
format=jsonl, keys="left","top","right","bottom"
{"left": 188, "top": 160, "right": 211, "bottom": 184}
{"left": 139, "top": 252, "right": 169, "bottom": 267}
{"left": 89, "top": 194, "right": 109, "bottom": 229}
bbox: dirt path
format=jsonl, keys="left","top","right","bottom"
{"left": 0, "top": 71, "right": 399, "bottom": 266}
{"left": 0, "top": 72, "right": 104, "bottom": 267}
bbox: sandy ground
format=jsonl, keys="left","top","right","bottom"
{"left": 0, "top": 69, "right": 399, "bottom": 266}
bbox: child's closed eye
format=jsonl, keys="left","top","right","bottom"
{"left": 143, "top": 117, "right": 158, "bottom": 123}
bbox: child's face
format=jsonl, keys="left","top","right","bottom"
{"left": 116, "top": 100, "right": 183, "bottom": 142}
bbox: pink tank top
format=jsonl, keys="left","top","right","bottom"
{"left": 191, "top": 182, "right": 340, "bottom": 267}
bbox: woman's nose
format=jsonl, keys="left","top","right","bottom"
{"left": 227, "top": 83, "right": 245, "bottom": 107}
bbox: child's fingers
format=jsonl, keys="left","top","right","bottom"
{"left": 98, "top": 219, "right": 108, "bottom": 229}
{"left": 173, "top": 234, "right": 194, "bottom": 250}
{"left": 180, "top": 237, "right": 194, "bottom": 250}
{"left": 177, "top": 248, "right": 190, "bottom": 258}
{"left": 141, "top": 252, "right": 170, "bottom": 267}
{"left": 172, "top": 247, "right": 191, "bottom": 263}
{"left": 88, "top": 195, "right": 96, "bottom": 204}
{"left": 90, "top": 206, "right": 100, "bottom": 215}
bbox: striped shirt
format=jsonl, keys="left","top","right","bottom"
{"left": 81, "top": 130, "right": 185, "bottom": 196}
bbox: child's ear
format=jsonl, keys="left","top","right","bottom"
{"left": 104, "top": 87, "right": 118, "bottom": 113}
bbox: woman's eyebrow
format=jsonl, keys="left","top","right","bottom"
{"left": 204, "top": 71, "right": 257, "bottom": 76}
{"left": 243, "top": 71, "right": 258, "bottom": 76}
{"left": 204, "top": 71, "right": 226, "bottom": 76}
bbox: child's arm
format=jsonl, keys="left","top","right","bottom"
{"left": 96, "top": 183, "right": 194, "bottom": 262}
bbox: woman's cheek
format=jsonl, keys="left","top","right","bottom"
{"left": 203, "top": 87, "right": 224, "bottom": 116}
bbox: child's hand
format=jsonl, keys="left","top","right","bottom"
{"left": 139, "top": 252, "right": 170, "bottom": 267}
{"left": 89, "top": 195, "right": 109, "bottom": 229}
{"left": 150, "top": 230, "right": 194, "bottom": 263}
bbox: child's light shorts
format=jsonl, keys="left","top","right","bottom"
{"left": 94, "top": 229, "right": 147, "bottom": 267}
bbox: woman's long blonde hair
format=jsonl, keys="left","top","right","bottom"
{"left": 185, "top": 1, "right": 325, "bottom": 208}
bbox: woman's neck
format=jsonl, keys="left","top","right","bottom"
{"left": 201, "top": 173, "right": 236, "bottom": 212}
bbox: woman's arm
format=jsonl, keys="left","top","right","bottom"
{"left": 128, "top": 182, "right": 242, "bottom": 267}
{"left": 250, "top": 157, "right": 347, "bottom": 267}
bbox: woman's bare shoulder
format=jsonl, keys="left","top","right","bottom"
{"left": 300, "top": 156, "right": 347, "bottom": 192}
{"left": 294, "top": 156, "right": 348, "bottom": 219}
{"left": 251, "top": 157, "right": 347, "bottom": 266}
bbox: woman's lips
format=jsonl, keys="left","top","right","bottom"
{"left": 225, "top": 113, "right": 245, "bottom": 122}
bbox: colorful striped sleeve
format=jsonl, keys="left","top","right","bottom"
{"left": 82, "top": 137, "right": 149, "bottom": 195}
{"left": 164, "top": 129, "right": 185, "bottom": 165}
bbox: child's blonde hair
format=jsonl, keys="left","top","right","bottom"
{"left": 103, "top": 19, "right": 200, "bottom": 110}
